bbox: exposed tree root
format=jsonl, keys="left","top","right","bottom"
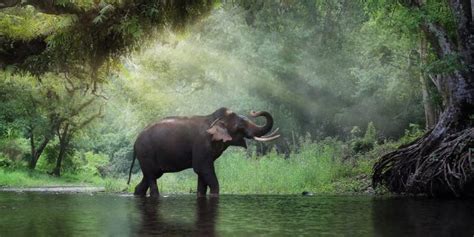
{"left": 373, "top": 127, "right": 474, "bottom": 197}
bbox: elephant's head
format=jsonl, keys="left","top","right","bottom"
{"left": 206, "top": 107, "right": 280, "bottom": 148}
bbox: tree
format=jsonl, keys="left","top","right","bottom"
{"left": 0, "top": 71, "right": 104, "bottom": 171}
{"left": 0, "top": 72, "right": 56, "bottom": 169}
{"left": 50, "top": 86, "right": 104, "bottom": 176}
{"left": 372, "top": 0, "right": 474, "bottom": 196}
{"left": 0, "top": 0, "right": 214, "bottom": 172}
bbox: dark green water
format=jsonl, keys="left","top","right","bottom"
{"left": 0, "top": 192, "right": 473, "bottom": 236}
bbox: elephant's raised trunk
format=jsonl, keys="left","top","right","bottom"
{"left": 249, "top": 111, "right": 273, "bottom": 137}
{"left": 247, "top": 111, "right": 280, "bottom": 141}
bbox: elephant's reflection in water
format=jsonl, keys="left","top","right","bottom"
{"left": 134, "top": 197, "right": 219, "bottom": 236}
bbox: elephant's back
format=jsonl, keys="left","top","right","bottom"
{"left": 136, "top": 118, "right": 196, "bottom": 146}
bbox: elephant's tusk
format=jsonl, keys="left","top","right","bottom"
{"left": 261, "top": 128, "right": 279, "bottom": 138}
{"left": 253, "top": 134, "right": 280, "bottom": 142}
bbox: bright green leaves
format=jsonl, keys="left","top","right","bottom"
{"left": 0, "top": 7, "right": 61, "bottom": 39}
{"left": 362, "top": 0, "right": 456, "bottom": 38}
{"left": 92, "top": 4, "right": 115, "bottom": 24}
{"left": 117, "top": 16, "right": 143, "bottom": 41}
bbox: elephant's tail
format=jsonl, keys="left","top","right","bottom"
{"left": 127, "top": 148, "right": 136, "bottom": 185}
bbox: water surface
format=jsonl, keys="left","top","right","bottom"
{"left": 0, "top": 192, "right": 472, "bottom": 236}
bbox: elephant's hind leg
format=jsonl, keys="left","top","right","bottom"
{"left": 149, "top": 173, "right": 163, "bottom": 198}
{"left": 134, "top": 177, "right": 149, "bottom": 197}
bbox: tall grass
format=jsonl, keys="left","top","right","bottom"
{"left": 142, "top": 139, "right": 376, "bottom": 194}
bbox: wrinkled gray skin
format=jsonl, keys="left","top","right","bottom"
{"left": 128, "top": 107, "right": 278, "bottom": 197}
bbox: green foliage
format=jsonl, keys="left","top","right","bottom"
{"left": 1, "top": 0, "right": 215, "bottom": 77}
{"left": 425, "top": 53, "right": 463, "bottom": 74}
{"left": 0, "top": 134, "right": 29, "bottom": 165}
{"left": 0, "top": 8, "right": 61, "bottom": 39}
{"left": 0, "top": 167, "right": 109, "bottom": 188}
{"left": 350, "top": 122, "right": 378, "bottom": 153}
{"left": 36, "top": 144, "right": 57, "bottom": 171}
{"left": 77, "top": 152, "right": 109, "bottom": 177}
{"left": 364, "top": 0, "right": 455, "bottom": 35}
{"left": 0, "top": 154, "right": 13, "bottom": 168}
{"left": 396, "top": 123, "right": 425, "bottom": 145}
{"left": 363, "top": 122, "right": 377, "bottom": 144}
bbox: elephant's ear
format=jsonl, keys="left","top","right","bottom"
{"left": 207, "top": 124, "right": 232, "bottom": 142}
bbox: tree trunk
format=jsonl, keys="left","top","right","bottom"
{"left": 51, "top": 141, "right": 66, "bottom": 177}
{"left": 51, "top": 123, "right": 70, "bottom": 177}
{"left": 28, "top": 129, "right": 51, "bottom": 169}
{"left": 419, "top": 34, "right": 438, "bottom": 129}
{"left": 373, "top": 0, "right": 474, "bottom": 197}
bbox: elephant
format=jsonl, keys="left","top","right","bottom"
{"left": 127, "top": 107, "right": 280, "bottom": 197}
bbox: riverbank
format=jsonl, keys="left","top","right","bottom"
{"left": 0, "top": 169, "right": 92, "bottom": 187}
{"left": 0, "top": 167, "right": 375, "bottom": 195}
{"left": 0, "top": 186, "right": 105, "bottom": 192}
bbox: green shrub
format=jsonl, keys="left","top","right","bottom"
{"left": 0, "top": 136, "right": 29, "bottom": 165}
{"left": 79, "top": 152, "right": 109, "bottom": 177}
{"left": 351, "top": 122, "right": 378, "bottom": 153}
{"left": 0, "top": 153, "right": 13, "bottom": 168}
{"left": 36, "top": 143, "right": 58, "bottom": 172}
{"left": 397, "top": 123, "right": 425, "bottom": 145}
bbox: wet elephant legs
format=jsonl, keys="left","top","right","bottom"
{"left": 196, "top": 169, "right": 219, "bottom": 197}
{"left": 197, "top": 175, "right": 208, "bottom": 197}
{"left": 134, "top": 173, "right": 163, "bottom": 197}
{"left": 148, "top": 173, "right": 162, "bottom": 197}
{"left": 134, "top": 177, "right": 149, "bottom": 196}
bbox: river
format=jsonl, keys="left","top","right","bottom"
{"left": 0, "top": 192, "right": 472, "bottom": 236}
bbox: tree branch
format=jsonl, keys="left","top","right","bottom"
{"left": 1, "top": 0, "right": 214, "bottom": 73}
{"left": 423, "top": 22, "right": 455, "bottom": 58}
{"left": 76, "top": 110, "right": 103, "bottom": 131}
{"left": 69, "top": 97, "right": 96, "bottom": 118}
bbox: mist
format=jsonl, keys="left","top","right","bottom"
{"left": 105, "top": 2, "right": 423, "bottom": 145}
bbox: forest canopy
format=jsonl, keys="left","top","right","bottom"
{"left": 0, "top": 0, "right": 472, "bottom": 196}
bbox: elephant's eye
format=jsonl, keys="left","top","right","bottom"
{"left": 237, "top": 121, "right": 246, "bottom": 130}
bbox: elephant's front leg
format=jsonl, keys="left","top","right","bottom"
{"left": 201, "top": 169, "right": 219, "bottom": 197}
{"left": 197, "top": 175, "right": 208, "bottom": 197}
{"left": 192, "top": 145, "right": 220, "bottom": 197}
{"left": 194, "top": 166, "right": 219, "bottom": 197}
